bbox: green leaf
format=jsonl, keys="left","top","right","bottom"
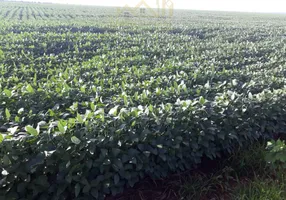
{"left": 35, "top": 175, "right": 49, "bottom": 187}
{"left": 8, "top": 126, "right": 18, "bottom": 134}
{"left": 159, "top": 154, "right": 167, "bottom": 161}
{"left": 3, "top": 155, "right": 11, "bottom": 165}
{"left": 82, "top": 185, "right": 91, "bottom": 194}
{"left": 109, "top": 106, "right": 119, "bottom": 116}
{"left": 128, "top": 148, "right": 139, "bottom": 156}
{"left": 17, "top": 182, "right": 26, "bottom": 193}
{"left": 25, "top": 125, "right": 39, "bottom": 136}
{"left": 232, "top": 79, "right": 238, "bottom": 86}
{"left": 128, "top": 179, "right": 136, "bottom": 187}
{"left": 0, "top": 134, "right": 3, "bottom": 143}
{"left": 113, "top": 159, "right": 123, "bottom": 170}
{"left": 68, "top": 118, "right": 76, "bottom": 126}
{"left": 3, "top": 89, "right": 12, "bottom": 97}
{"left": 143, "top": 151, "right": 150, "bottom": 157}
{"left": 71, "top": 136, "right": 81, "bottom": 144}
{"left": 80, "top": 85, "right": 86, "bottom": 93}
{"left": 130, "top": 157, "right": 137, "bottom": 164}
{"left": 56, "top": 184, "right": 68, "bottom": 196}
{"left": 101, "top": 149, "right": 108, "bottom": 157}
{"left": 111, "top": 187, "right": 118, "bottom": 196}
{"left": 91, "top": 188, "right": 98, "bottom": 198}
{"left": 90, "top": 102, "right": 95, "bottom": 111}
{"left": 199, "top": 96, "right": 205, "bottom": 105}
{"left": 0, "top": 48, "right": 4, "bottom": 59}
{"left": 58, "top": 121, "right": 66, "bottom": 133}
{"left": 26, "top": 84, "right": 34, "bottom": 93}
{"left": 75, "top": 183, "right": 81, "bottom": 197}
{"left": 15, "top": 116, "right": 20, "bottom": 122}
{"left": 174, "top": 81, "right": 178, "bottom": 89}
{"left": 26, "top": 153, "right": 45, "bottom": 171}
{"left": 204, "top": 81, "right": 210, "bottom": 89}
{"left": 112, "top": 148, "right": 121, "bottom": 157}
{"left": 5, "top": 108, "right": 10, "bottom": 120}
{"left": 114, "top": 174, "right": 120, "bottom": 185}
{"left": 76, "top": 113, "right": 84, "bottom": 123}
{"left": 123, "top": 95, "right": 128, "bottom": 106}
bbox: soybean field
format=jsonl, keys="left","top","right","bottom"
{"left": 1, "top": 2, "right": 286, "bottom": 200}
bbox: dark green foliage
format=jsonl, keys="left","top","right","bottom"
{"left": 265, "top": 139, "right": 286, "bottom": 169}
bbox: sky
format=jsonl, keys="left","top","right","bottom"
{"left": 22, "top": 0, "right": 286, "bottom": 13}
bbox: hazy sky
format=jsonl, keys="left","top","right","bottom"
{"left": 28, "top": 0, "right": 286, "bottom": 13}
